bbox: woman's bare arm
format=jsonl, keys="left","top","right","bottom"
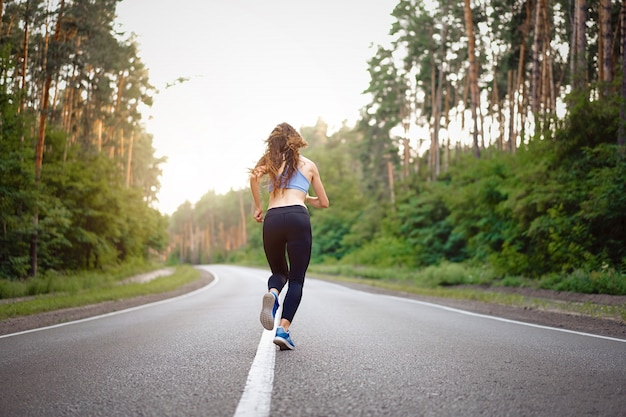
{"left": 306, "top": 161, "right": 329, "bottom": 209}
{"left": 249, "top": 167, "right": 265, "bottom": 222}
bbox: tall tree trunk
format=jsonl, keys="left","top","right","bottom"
{"left": 461, "top": 71, "right": 469, "bottom": 130}
{"left": 434, "top": 22, "right": 448, "bottom": 178}
{"left": 400, "top": 87, "right": 411, "bottom": 180}
{"left": 62, "top": 64, "right": 78, "bottom": 161}
{"left": 126, "top": 130, "right": 134, "bottom": 188}
{"left": 444, "top": 83, "right": 451, "bottom": 172}
{"left": 507, "top": 69, "right": 516, "bottom": 152}
{"left": 115, "top": 71, "right": 125, "bottom": 113}
{"left": 402, "top": 138, "right": 410, "bottom": 179}
{"left": 202, "top": 227, "right": 211, "bottom": 262}
{"left": 386, "top": 157, "right": 395, "bottom": 207}
{"left": 529, "top": 0, "right": 553, "bottom": 133}
{"left": 401, "top": 94, "right": 411, "bottom": 180}
{"left": 542, "top": 38, "right": 554, "bottom": 114}
{"left": 577, "top": 0, "right": 588, "bottom": 88}
{"left": 120, "top": 128, "right": 126, "bottom": 161}
{"left": 572, "top": 0, "right": 588, "bottom": 90}
{"left": 491, "top": 63, "right": 505, "bottom": 150}
{"left": 31, "top": 18, "right": 51, "bottom": 277}
{"left": 513, "top": 1, "right": 531, "bottom": 151}
{"left": 531, "top": 0, "right": 545, "bottom": 116}
{"left": 96, "top": 119, "right": 103, "bottom": 152}
{"left": 617, "top": 0, "right": 626, "bottom": 146}
{"left": 429, "top": 60, "right": 437, "bottom": 176}
{"left": 18, "top": 1, "right": 29, "bottom": 115}
{"left": 599, "top": 0, "right": 613, "bottom": 93}
{"left": 542, "top": 5, "right": 556, "bottom": 116}
{"left": 415, "top": 89, "right": 425, "bottom": 176}
{"left": 31, "top": 0, "right": 65, "bottom": 276}
{"left": 463, "top": 0, "right": 480, "bottom": 158}
{"left": 433, "top": 66, "right": 444, "bottom": 179}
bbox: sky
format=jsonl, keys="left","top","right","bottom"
{"left": 115, "top": 0, "right": 398, "bottom": 215}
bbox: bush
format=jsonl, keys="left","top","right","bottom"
{"left": 539, "top": 269, "right": 626, "bottom": 295}
{"left": 418, "top": 263, "right": 467, "bottom": 287}
{"left": 416, "top": 262, "right": 497, "bottom": 287}
{"left": 340, "top": 236, "right": 415, "bottom": 268}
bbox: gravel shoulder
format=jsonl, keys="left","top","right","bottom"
{"left": 1, "top": 268, "right": 625, "bottom": 340}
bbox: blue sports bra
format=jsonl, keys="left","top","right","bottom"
{"left": 268, "top": 169, "right": 310, "bottom": 193}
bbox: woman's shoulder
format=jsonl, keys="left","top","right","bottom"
{"left": 298, "top": 156, "right": 319, "bottom": 181}
{"left": 298, "top": 155, "right": 317, "bottom": 167}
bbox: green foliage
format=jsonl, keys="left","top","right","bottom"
{"left": 393, "top": 184, "right": 466, "bottom": 266}
{"left": 37, "top": 148, "right": 167, "bottom": 271}
{"left": 0, "top": 89, "right": 36, "bottom": 278}
{"left": 340, "top": 202, "right": 386, "bottom": 255}
{"left": 558, "top": 90, "right": 620, "bottom": 157}
{"left": 539, "top": 269, "right": 626, "bottom": 295}
{"left": 0, "top": 122, "right": 166, "bottom": 278}
{"left": 306, "top": 124, "right": 369, "bottom": 262}
{"left": 341, "top": 236, "right": 414, "bottom": 268}
{"left": 0, "top": 1, "right": 164, "bottom": 280}
{"left": 311, "top": 261, "right": 496, "bottom": 288}
{"left": 418, "top": 262, "right": 471, "bottom": 287}
{"left": 443, "top": 152, "right": 514, "bottom": 263}
{"left": 490, "top": 93, "right": 626, "bottom": 278}
{"left": 311, "top": 210, "right": 354, "bottom": 262}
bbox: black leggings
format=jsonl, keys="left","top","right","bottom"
{"left": 263, "top": 205, "right": 312, "bottom": 323}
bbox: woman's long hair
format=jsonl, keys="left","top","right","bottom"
{"left": 254, "top": 122, "right": 308, "bottom": 193}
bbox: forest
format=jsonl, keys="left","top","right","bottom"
{"left": 1, "top": 0, "right": 167, "bottom": 279}
{"left": 1, "top": 1, "right": 625, "bottom": 295}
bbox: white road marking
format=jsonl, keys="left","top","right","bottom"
{"left": 234, "top": 284, "right": 283, "bottom": 417}
{"left": 233, "top": 329, "right": 276, "bottom": 417}
{"left": 381, "top": 291, "right": 626, "bottom": 343}
{"left": 315, "top": 279, "right": 626, "bottom": 343}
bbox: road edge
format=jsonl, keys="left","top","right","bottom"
{"left": 0, "top": 268, "right": 214, "bottom": 336}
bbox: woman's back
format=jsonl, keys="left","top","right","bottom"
{"left": 268, "top": 156, "right": 315, "bottom": 209}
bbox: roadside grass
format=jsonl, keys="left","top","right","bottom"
{"left": 0, "top": 265, "right": 200, "bottom": 321}
{"left": 308, "top": 263, "right": 626, "bottom": 322}
{"left": 0, "top": 261, "right": 164, "bottom": 299}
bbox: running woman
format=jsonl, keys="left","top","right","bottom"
{"left": 249, "top": 122, "right": 329, "bottom": 350}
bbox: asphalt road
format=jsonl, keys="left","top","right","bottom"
{"left": 1, "top": 265, "right": 625, "bottom": 417}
